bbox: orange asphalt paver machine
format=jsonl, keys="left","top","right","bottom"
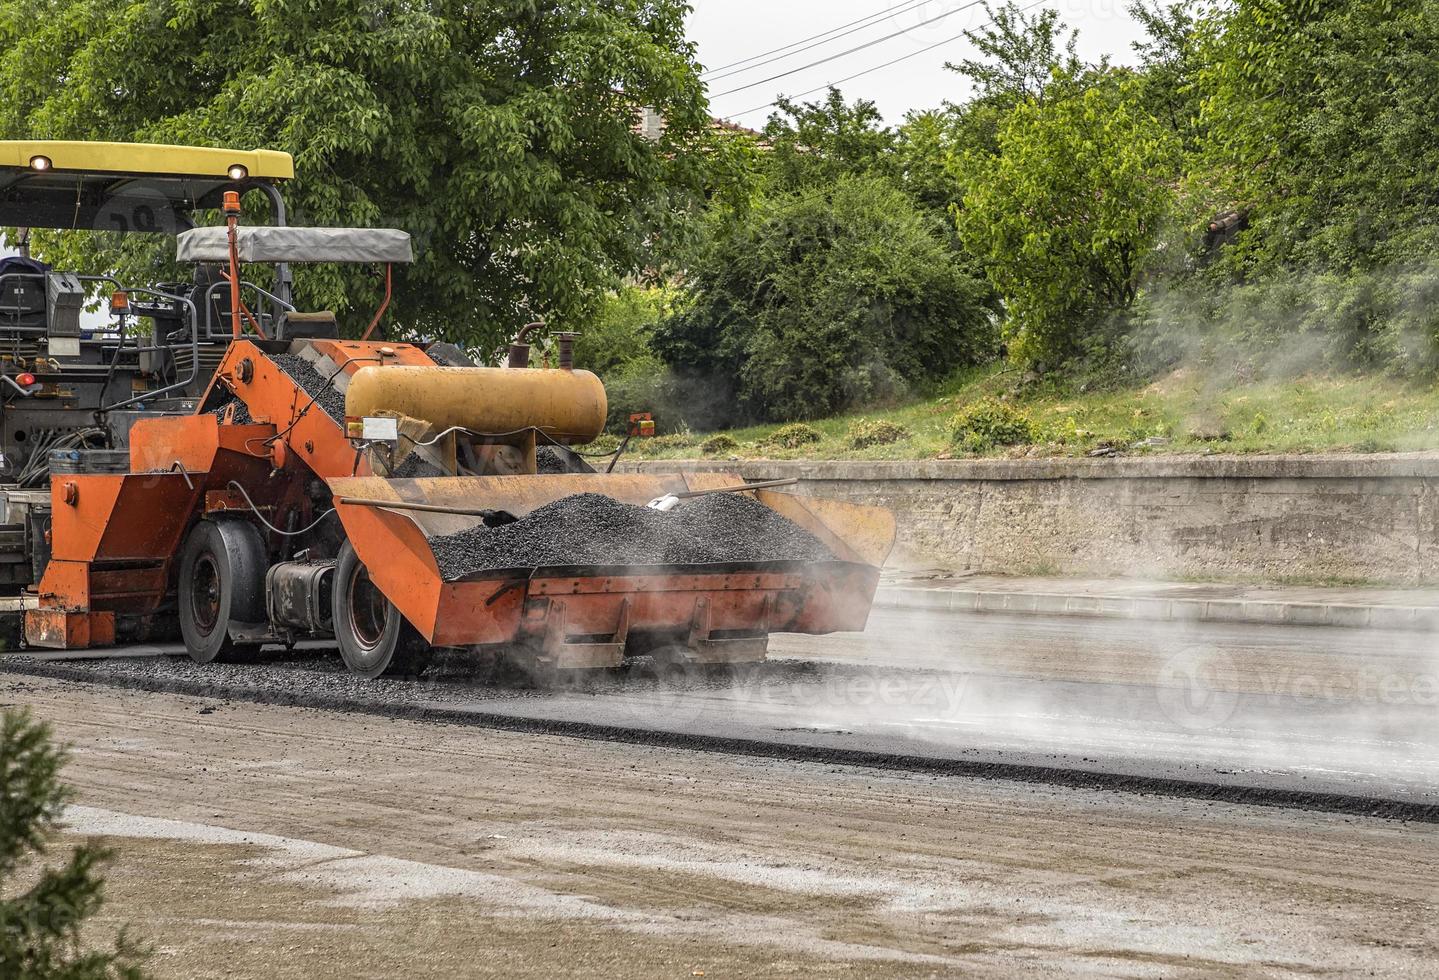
{"left": 1, "top": 141, "right": 896, "bottom": 678}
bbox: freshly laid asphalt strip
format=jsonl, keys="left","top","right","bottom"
{"left": 4, "top": 652, "right": 1435, "bottom": 825}
{"left": 430, "top": 492, "right": 835, "bottom": 580}
{"left": 271, "top": 353, "right": 346, "bottom": 425}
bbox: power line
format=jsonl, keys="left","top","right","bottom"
{"left": 707, "top": 0, "right": 990, "bottom": 100}
{"left": 721, "top": 0, "right": 1052, "bottom": 120}
{"left": 703, "top": 0, "right": 934, "bottom": 82}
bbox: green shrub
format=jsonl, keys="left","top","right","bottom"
{"left": 847, "top": 419, "right": 909, "bottom": 449}
{"left": 1, "top": 708, "right": 150, "bottom": 979}
{"left": 574, "top": 286, "right": 674, "bottom": 377}
{"left": 652, "top": 174, "right": 997, "bottom": 427}
{"left": 632, "top": 432, "right": 698, "bottom": 455}
{"left": 950, "top": 399, "right": 1036, "bottom": 453}
{"left": 764, "top": 423, "right": 823, "bottom": 450}
{"left": 600, "top": 356, "right": 687, "bottom": 436}
{"left": 701, "top": 434, "right": 739, "bottom": 455}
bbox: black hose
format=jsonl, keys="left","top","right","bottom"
{"left": 226, "top": 480, "right": 336, "bottom": 538}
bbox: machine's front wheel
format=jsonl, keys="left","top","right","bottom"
{"left": 332, "top": 542, "right": 430, "bottom": 679}
{"left": 178, "top": 519, "right": 266, "bottom": 664}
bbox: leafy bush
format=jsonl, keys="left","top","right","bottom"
{"left": 701, "top": 434, "right": 739, "bottom": 455}
{"left": 950, "top": 399, "right": 1036, "bottom": 453}
{"left": 1131, "top": 264, "right": 1439, "bottom": 379}
{"left": 847, "top": 419, "right": 910, "bottom": 449}
{"left": 632, "top": 432, "right": 698, "bottom": 455}
{"left": 653, "top": 174, "right": 997, "bottom": 427}
{"left": 600, "top": 356, "right": 689, "bottom": 436}
{"left": 573, "top": 286, "right": 673, "bottom": 378}
{"left": 1, "top": 708, "right": 149, "bottom": 979}
{"left": 764, "top": 423, "right": 823, "bottom": 450}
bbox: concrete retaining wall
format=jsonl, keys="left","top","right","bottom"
{"left": 622, "top": 455, "right": 1439, "bottom": 585}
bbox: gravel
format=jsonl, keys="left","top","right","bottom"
{"left": 208, "top": 394, "right": 253, "bottom": 425}
{"left": 390, "top": 453, "right": 447, "bottom": 479}
{"left": 536, "top": 445, "right": 596, "bottom": 474}
{"left": 429, "top": 491, "right": 834, "bottom": 580}
{"left": 271, "top": 353, "right": 346, "bottom": 424}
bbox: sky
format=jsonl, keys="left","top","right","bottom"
{"left": 689, "top": 0, "right": 1150, "bottom": 129}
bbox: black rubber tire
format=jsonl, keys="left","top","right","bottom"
{"left": 178, "top": 519, "right": 266, "bottom": 665}
{"left": 332, "top": 541, "right": 430, "bottom": 679}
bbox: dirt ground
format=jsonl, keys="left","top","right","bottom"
{"left": 7, "top": 673, "right": 1439, "bottom": 978}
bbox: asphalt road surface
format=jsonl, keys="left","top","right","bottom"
{"left": 12, "top": 605, "right": 1437, "bottom": 812}
{"left": 7, "top": 674, "right": 1439, "bottom": 978}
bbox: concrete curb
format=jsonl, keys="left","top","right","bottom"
{"left": 875, "top": 587, "right": 1439, "bottom": 632}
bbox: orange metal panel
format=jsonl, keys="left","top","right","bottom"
{"left": 308, "top": 339, "right": 435, "bottom": 372}
{"left": 332, "top": 498, "right": 444, "bottom": 640}
{"left": 217, "top": 340, "right": 372, "bottom": 478}
{"left": 87, "top": 566, "right": 169, "bottom": 612}
{"left": 753, "top": 490, "right": 896, "bottom": 568}
{"left": 37, "top": 559, "right": 94, "bottom": 608}
{"left": 48, "top": 475, "right": 124, "bottom": 561}
{"left": 25, "top": 609, "right": 114, "bottom": 649}
{"left": 50, "top": 473, "right": 200, "bottom": 562}
{"left": 431, "top": 581, "right": 526, "bottom": 647}
{"left": 129, "top": 414, "right": 221, "bottom": 473}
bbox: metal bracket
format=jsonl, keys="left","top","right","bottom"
{"left": 682, "top": 595, "right": 770, "bottom": 665}
{"left": 538, "top": 598, "right": 630, "bottom": 670}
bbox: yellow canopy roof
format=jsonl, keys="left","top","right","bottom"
{"left": 0, "top": 140, "right": 293, "bottom": 179}
{"left": 0, "top": 141, "right": 293, "bottom": 232}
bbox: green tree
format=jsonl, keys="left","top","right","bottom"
{"left": 0, "top": 0, "right": 714, "bottom": 351}
{"left": 0, "top": 709, "right": 147, "bottom": 979}
{"left": 1196, "top": 0, "right": 1439, "bottom": 273}
{"left": 759, "top": 88, "right": 895, "bottom": 192}
{"left": 1128, "top": 0, "right": 1204, "bottom": 149}
{"left": 946, "top": 1, "right": 1119, "bottom": 163}
{"left": 957, "top": 75, "right": 1179, "bottom": 365}
{"left": 654, "top": 174, "right": 997, "bottom": 426}
{"left": 947, "top": 1, "right": 1083, "bottom": 108}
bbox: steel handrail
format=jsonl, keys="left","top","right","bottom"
{"left": 97, "top": 288, "right": 200, "bottom": 414}
{"left": 202, "top": 279, "right": 294, "bottom": 341}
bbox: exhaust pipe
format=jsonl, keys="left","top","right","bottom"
{"left": 507, "top": 321, "right": 545, "bottom": 369}
{"left": 555, "top": 332, "right": 578, "bottom": 371}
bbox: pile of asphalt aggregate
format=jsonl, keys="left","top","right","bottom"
{"left": 430, "top": 491, "right": 833, "bottom": 580}
{"left": 270, "top": 353, "right": 346, "bottom": 424}
{"left": 536, "top": 446, "right": 569, "bottom": 474}
{"left": 390, "top": 453, "right": 447, "bottom": 479}
{"left": 535, "top": 445, "right": 595, "bottom": 474}
{"left": 207, "top": 394, "right": 253, "bottom": 425}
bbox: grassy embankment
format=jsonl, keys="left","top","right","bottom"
{"left": 603, "top": 367, "right": 1439, "bottom": 462}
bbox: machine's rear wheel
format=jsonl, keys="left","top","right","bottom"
{"left": 332, "top": 542, "right": 429, "bottom": 679}
{"left": 178, "top": 519, "right": 266, "bottom": 664}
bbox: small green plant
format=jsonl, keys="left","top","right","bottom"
{"left": 630, "top": 432, "right": 698, "bottom": 456}
{"left": 847, "top": 419, "right": 910, "bottom": 449}
{"left": 949, "top": 399, "right": 1036, "bottom": 453}
{"left": 764, "top": 423, "right": 823, "bottom": 450}
{"left": 701, "top": 434, "right": 739, "bottom": 455}
{"left": 0, "top": 708, "right": 149, "bottom": 979}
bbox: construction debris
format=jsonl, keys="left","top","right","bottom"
{"left": 430, "top": 491, "right": 834, "bottom": 580}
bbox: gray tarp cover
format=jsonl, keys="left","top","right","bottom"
{"left": 175, "top": 226, "right": 413, "bottom": 264}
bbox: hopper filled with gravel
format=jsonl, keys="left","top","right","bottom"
{"left": 429, "top": 492, "right": 834, "bottom": 581}
{"left": 328, "top": 471, "right": 895, "bottom": 657}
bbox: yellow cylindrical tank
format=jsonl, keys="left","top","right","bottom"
{"left": 346, "top": 365, "right": 607, "bottom": 444}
